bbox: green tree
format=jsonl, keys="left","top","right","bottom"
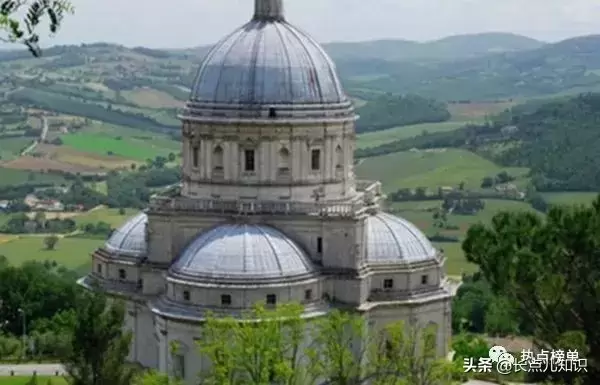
{"left": 60, "top": 287, "right": 138, "bottom": 385}
{"left": 198, "top": 303, "right": 307, "bottom": 385}
{"left": 463, "top": 198, "right": 600, "bottom": 384}
{"left": 43, "top": 235, "right": 58, "bottom": 250}
{"left": 135, "top": 370, "right": 183, "bottom": 385}
{"left": 198, "top": 305, "right": 452, "bottom": 385}
{"left": 0, "top": 0, "right": 73, "bottom": 55}
{"left": 484, "top": 296, "right": 519, "bottom": 337}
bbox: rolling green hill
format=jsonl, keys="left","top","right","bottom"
{"left": 324, "top": 33, "right": 544, "bottom": 63}
{"left": 342, "top": 35, "right": 600, "bottom": 101}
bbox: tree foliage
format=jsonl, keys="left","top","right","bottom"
{"left": 0, "top": 0, "right": 73, "bottom": 56}
{"left": 61, "top": 287, "right": 138, "bottom": 385}
{"left": 197, "top": 304, "right": 453, "bottom": 385}
{"left": 463, "top": 196, "right": 600, "bottom": 384}
{"left": 355, "top": 93, "right": 450, "bottom": 134}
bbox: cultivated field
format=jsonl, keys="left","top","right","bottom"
{"left": 0, "top": 167, "right": 68, "bottom": 187}
{"left": 0, "top": 235, "right": 101, "bottom": 268}
{"left": 2, "top": 156, "right": 105, "bottom": 174}
{"left": 356, "top": 121, "right": 466, "bottom": 149}
{"left": 389, "top": 198, "right": 540, "bottom": 276}
{"left": 121, "top": 87, "right": 184, "bottom": 109}
{"left": 60, "top": 131, "right": 179, "bottom": 161}
{"left": 355, "top": 148, "right": 530, "bottom": 192}
{"left": 0, "top": 137, "right": 33, "bottom": 160}
{"left": 447, "top": 101, "right": 517, "bottom": 121}
{"left": 74, "top": 207, "right": 140, "bottom": 227}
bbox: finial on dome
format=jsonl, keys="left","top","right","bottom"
{"left": 253, "top": 0, "right": 285, "bottom": 21}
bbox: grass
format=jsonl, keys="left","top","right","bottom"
{"left": 357, "top": 121, "right": 466, "bottom": 149}
{"left": 0, "top": 137, "right": 33, "bottom": 160}
{"left": 0, "top": 235, "right": 102, "bottom": 268}
{"left": 0, "top": 377, "right": 68, "bottom": 385}
{"left": 355, "top": 148, "right": 530, "bottom": 192}
{"left": 389, "top": 199, "right": 540, "bottom": 276}
{"left": 60, "top": 132, "right": 177, "bottom": 161}
{"left": 542, "top": 192, "right": 599, "bottom": 206}
{"left": 447, "top": 101, "right": 516, "bottom": 121}
{"left": 0, "top": 168, "right": 68, "bottom": 187}
{"left": 121, "top": 87, "right": 184, "bottom": 108}
{"left": 74, "top": 207, "right": 140, "bottom": 227}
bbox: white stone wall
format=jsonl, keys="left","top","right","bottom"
{"left": 180, "top": 122, "right": 356, "bottom": 202}
{"left": 168, "top": 278, "right": 323, "bottom": 308}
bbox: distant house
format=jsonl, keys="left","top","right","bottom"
{"left": 0, "top": 200, "right": 9, "bottom": 211}
{"left": 24, "top": 194, "right": 39, "bottom": 207}
{"left": 34, "top": 200, "right": 64, "bottom": 212}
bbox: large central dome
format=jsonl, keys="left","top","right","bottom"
{"left": 189, "top": 0, "right": 347, "bottom": 105}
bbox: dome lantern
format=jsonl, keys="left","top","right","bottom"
{"left": 253, "top": 0, "right": 284, "bottom": 21}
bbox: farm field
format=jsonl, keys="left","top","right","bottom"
{"left": 356, "top": 121, "right": 466, "bottom": 149}
{"left": 390, "top": 199, "right": 540, "bottom": 276}
{"left": 0, "top": 137, "right": 33, "bottom": 160}
{"left": 0, "top": 168, "right": 68, "bottom": 187}
{"left": 0, "top": 377, "right": 67, "bottom": 385}
{"left": 35, "top": 144, "right": 135, "bottom": 170}
{"left": 446, "top": 101, "right": 517, "bottom": 121}
{"left": 74, "top": 207, "right": 140, "bottom": 227}
{"left": 542, "top": 192, "right": 599, "bottom": 206}
{"left": 60, "top": 132, "right": 178, "bottom": 161}
{"left": 121, "top": 87, "right": 184, "bottom": 108}
{"left": 355, "top": 148, "right": 530, "bottom": 192}
{"left": 0, "top": 235, "right": 102, "bottom": 268}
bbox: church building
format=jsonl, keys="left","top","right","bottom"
{"left": 78, "top": 0, "right": 455, "bottom": 382}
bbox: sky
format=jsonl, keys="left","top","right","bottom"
{"left": 31, "top": 0, "right": 600, "bottom": 48}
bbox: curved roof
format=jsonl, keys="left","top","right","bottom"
{"left": 189, "top": 19, "right": 346, "bottom": 105}
{"left": 364, "top": 212, "right": 436, "bottom": 264}
{"left": 104, "top": 212, "right": 147, "bottom": 258}
{"left": 170, "top": 224, "right": 316, "bottom": 281}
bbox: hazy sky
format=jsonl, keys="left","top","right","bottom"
{"left": 39, "top": 0, "right": 600, "bottom": 48}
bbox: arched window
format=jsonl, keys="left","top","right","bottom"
{"left": 213, "top": 146, "right": 224, "bottom": 171}
{"left": 278, "top": 147, "right": 290, "bottom": 173}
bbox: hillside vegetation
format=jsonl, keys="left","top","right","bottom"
{"left": 342, "top": 35, "right": 600, "bottom": 101}
{"left": 359, "top": 92, "right": 600, "bottom": 191}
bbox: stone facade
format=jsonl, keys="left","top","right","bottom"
{"left": 78, "top": 0, "right": 455, "bottom": 383}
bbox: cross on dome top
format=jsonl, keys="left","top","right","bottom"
{"left": 253, "top": 0, "right": 285, "bottom": 21}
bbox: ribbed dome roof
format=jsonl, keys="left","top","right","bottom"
{"left": 104, "top": 212, "right": 147, "bottom": 258}
{"left": 189, "top": 1, "right": 346, "bottom": 105}
{"left": 364, "top": 212, "right": 436, "bottom": 264}
{"left": 170, "top": 224, "right": 316, "bottom": 281}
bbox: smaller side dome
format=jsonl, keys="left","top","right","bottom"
{"left": 104, "top": 212, "right": 148, "bottom": 258}
{"left": 365, "top": 212, "right": 436, "bottom": 264}
{"left": 170, "top": 224, "right": 315, "bottom": 281}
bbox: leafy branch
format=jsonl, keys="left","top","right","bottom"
{"left": 0, "top": 0, "right": 73, "bottom": 56}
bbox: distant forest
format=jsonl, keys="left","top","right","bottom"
{"left": 357, "top": 93, "right": 600, "bottom": 191}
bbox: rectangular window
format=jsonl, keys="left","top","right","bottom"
{"left": 304, "top": 289, "right": 313, "bottom": 301}
{"left": 97, "top": 264, "right": 102, "bottom": 274}
{"left": 421, "top": 275, "right": 428, "bottom": 285}
{"left": 266, "top": 294, "right": 277, "bottom": 305}
{"left": 192, "top": 146, "right": 199, "bottom": 168}
{"left": 317, "top": 237, "right": 323, "bottom": 253}
{"left": 174, "top": 354, "right": 185, "bottom": 379}
{"left": 311, "top": 149, "right": 321, "bottom": 171}
{"left": 183, "top": 291, "right": 190, "bottom": 301}
{"left": 244, "top": 149, "right": 255, "bottom": 171}
{"left": 383, "top": 279, "right": 394, "bottom": 289}
{"left": 221, "top": 294, "right": 232, "bottom": 306}
{"left": 118, "top": 269, "right": 126, "bottom": 280}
